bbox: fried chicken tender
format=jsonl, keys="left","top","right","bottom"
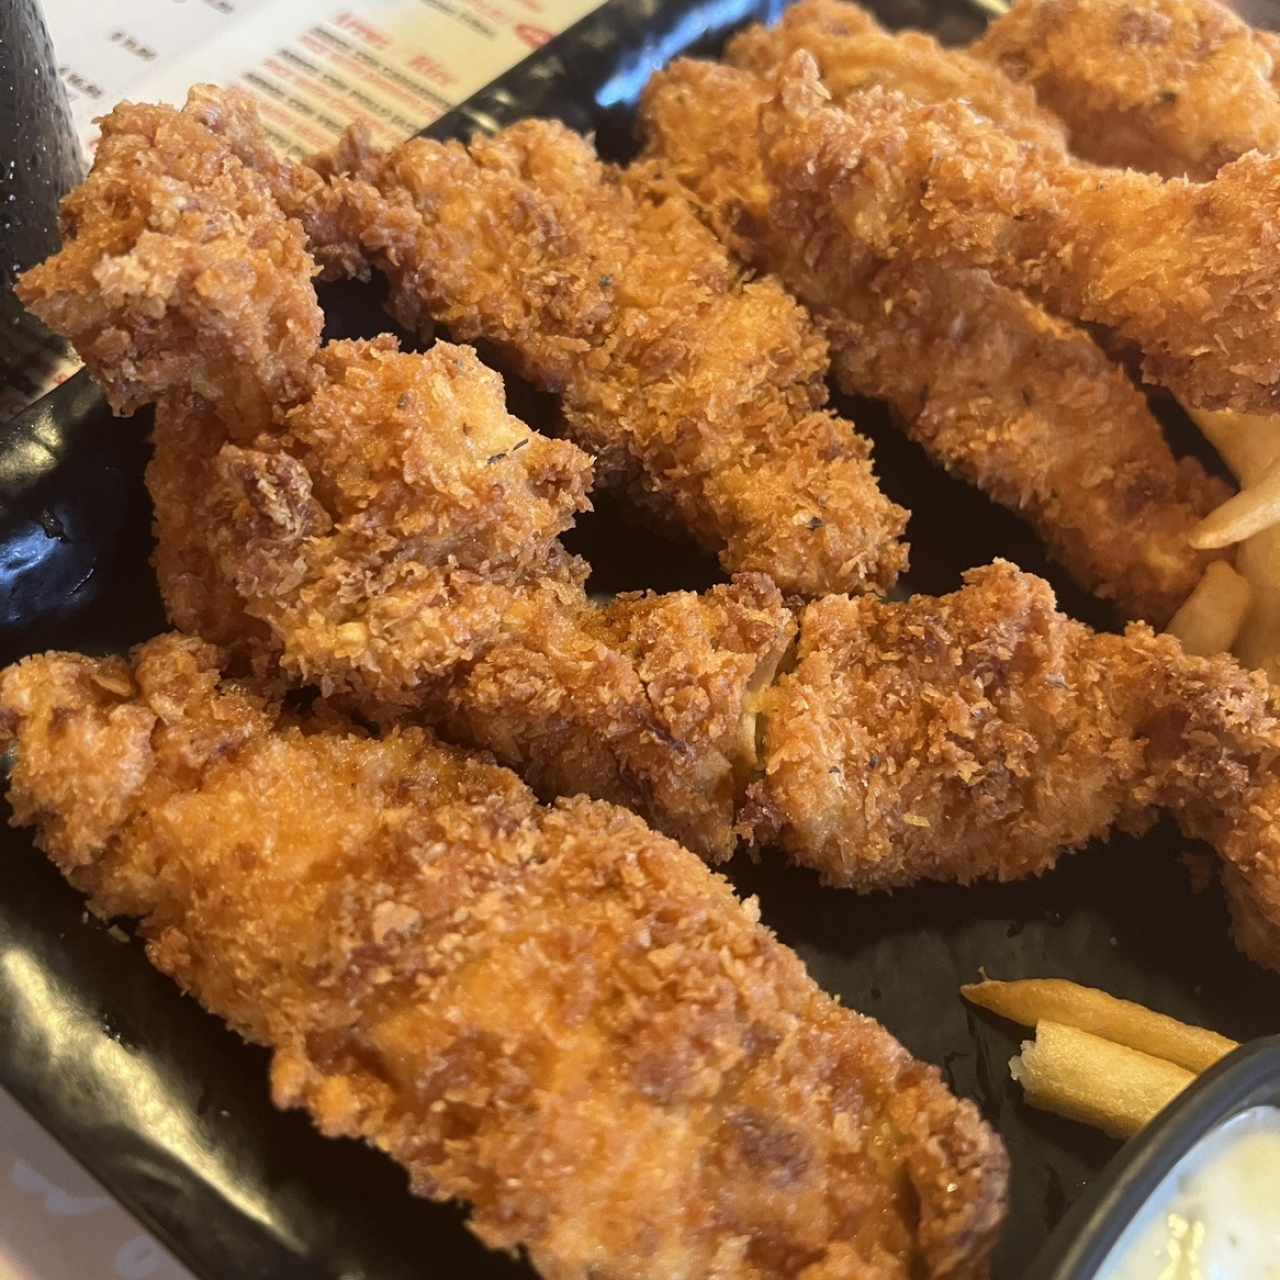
{"left": 748, "top": 560, "right": 1280, "bottom": 972}
{"left": 729, "top": 0, "right": 1069, "bottom": 154}
{"left": 162, "top": 334, "right": 792, "bottom": 861}
{"left": 640, "top": 53, "right": 1227, "bottom": 623}
{"left": 307, "top": 117, "right": 909, "bottom": 598}
{"left": 758, "top": 53, "right": 1280, "bottom": 413}
{"left": 0, "top": 635, "right": 1008, "bottom": 1280}
{"left": 426, "top": 576, "right": 794, "bottom": 861}
{"left": 146, "top": 336, "right": 592, "bottom": 664}
{"left": 974, "top": 0, "right": 1280, "bottom": 179}
{"left": 15, "top": 92, "right": 322, "bottom": 428}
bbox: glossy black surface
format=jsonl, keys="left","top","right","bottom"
{"left": 1032, "top": 1035, "right": 1280, "bottom": 1278}
{"left": 2, "top": 2, "right": 1279, "bottom": 1278}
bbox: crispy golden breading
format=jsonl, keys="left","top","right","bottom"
{"left": 145, "top": 392, "right": 261, "bottom": 655}
{"left": 757, "top": 53, "right": 1280, "bottom": 413}
{"left": 14, "top": 89, "right": 327, "bottom": 660}
{"left": 640, "top": 55, "right": 1227, "bottom": 623}
{"left": 181, "top": 82, "right": 372, "bottom": 281}
{"left": 184, "top": 336, "right": 794, "bottom": 861}
{"left": 308, "top": 118, "right": 909, "bottom": 599}
{"left": 598, "top": 579, "right": 791, "bottom": 798}
{"left": 204, "top": 336, "right": 593, "bottom": 691}
{"left": 16, "top": 93, "right": 322, "bottom": 428}
{"left": 730, "top": 0, "right": 1069, "bottom": 154}
{"left": 749, "top": 563, "right": 1141, "bottom": 890}
{"left": 748, "top": 560, "right": 1280, "bottom": 971}
{"left": 974, "top": 0, "right": 1280, "bottom": 179}
{"left": 0, "top": 636, "right": 1008, "bottom": 1280}
{"left": 148, "top": 335, "right": 592, "bottom": 671}
{"left": 427, "top": 577, "right": 794, "bottom": 860}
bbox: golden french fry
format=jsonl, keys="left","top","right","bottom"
{"left": 1189, "top": 409, "right": 1280, "bottom": 486}
{"left": 1010, "top": 1022, "right": 1196, "bottom": 1139}
{"left": 961, "top": 978, "right": 1237, "bottom": 1072}
{"left": 1187, "top": 407, "right": 1280, "bottom": 682}
{"left": 1191, "top": 455, "right": 1280, "bottom": 548}
{"left": 1164, "top": 560, "right": 1253, "bottom": 656}
{"left": 1233, "top": 529, "right": 1280, "bottom": 683}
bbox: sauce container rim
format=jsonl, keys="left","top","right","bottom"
{"left": 1031, "top": 1034, "right": 1280, "bottom": 1278}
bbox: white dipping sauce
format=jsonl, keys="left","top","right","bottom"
{"left": 1099, "top": 1105, "right": 1280, "bottom": 1279}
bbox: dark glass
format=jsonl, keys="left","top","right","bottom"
{"left": 0, "top": 0, "right": 81, "bottom": 397}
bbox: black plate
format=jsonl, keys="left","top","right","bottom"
{"left": 3, "top": 3, "right": 1279, "bottom": 1278}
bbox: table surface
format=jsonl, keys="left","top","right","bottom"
{"left": 0, "top": 1089, "right": 193, "bottom": 1280}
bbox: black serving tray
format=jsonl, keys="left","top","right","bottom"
{"left": 2, "top": 3, "right": 1279, "bottom": 1278}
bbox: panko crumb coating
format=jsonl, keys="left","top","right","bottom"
{"left": 305, "top": 116, "right": 909, "bottom": 599}
{"left": 640, "top": 51, "right": 1227, "bottom": 623}
{"left": 975, "top": 0, "right": 1280, "bottom": 179}
{"left": 0, "top": 635, "right": 1008, "bottom": 1280}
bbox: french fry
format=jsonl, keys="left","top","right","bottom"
{"left": 1164, "top": 560, "right": 1252, "bottom": 656}
{"left": 961, "top": 978, "right": 1237, "bottom": 1072}
{"left": 1010, "top": 1021, "right": 1195, "bottom": 1139}
{"left": 1191, "top": 455, "right": 1280, "bottom": 549}
{"left": 1190, "top": 409, "right": 1280, "bottom": 486}
{"left": 1187, "top": 407, "right": 1280, "bottom": 682}
{"left": 1233, "top": 530, "right": 1280, "bottom": 682}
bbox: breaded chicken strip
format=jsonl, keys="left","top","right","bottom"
{"left": 640, "top": 53, "right": 1227, "bottom": 623}
{"left": 188, "top": 335, "right": 794, "bottom": 860}
{"left": 149, "top": 337, "right": 592, "bottom": 665}
{"left": 974, "top": 0, "right": 1280, "bottom": 179}
{"left": 729, "top": 0, "right": 1069, "bottom": 154}
{"left": 15, "top": 95, "right": 321, "bottom": 429}
{"left": 0, "top": 635, "right": 1008, "bottom": 1280}
{"left": 205, "top": 336, "right": 594, "bottom": 691}
{"left": 305, "top": 118, "right": 909, "bottom": 598}
{"left": 758, "top": 53, "right": 1280, "bottom": 413}
{"left": 748, "top": 561, "right": 1280, "bottom": 971}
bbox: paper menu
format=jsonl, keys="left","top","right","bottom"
{"left": 43, "top": 0, "right": 606, "bottom": 157}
